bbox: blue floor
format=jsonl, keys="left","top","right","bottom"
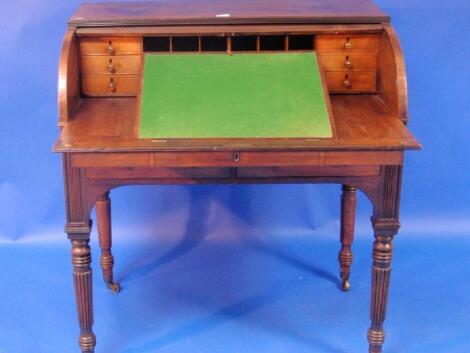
{"left": 1, "top": 225, "right": 469, "bottom": 353}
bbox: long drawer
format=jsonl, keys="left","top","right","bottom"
{"left": 81, "top": 55, "right": 141, "bottom": 75}
{"left": 72, "top": 151, "right": 403, "bottom": 168}
{"left": 324, "top": 71, "right": 376, "bottom": 93}
{"left": 81, "top": 75, "right": 140, "bottom": 96}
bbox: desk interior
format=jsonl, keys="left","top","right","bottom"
{"left": 139, "top": 53, "right": 332, "bottom": 139}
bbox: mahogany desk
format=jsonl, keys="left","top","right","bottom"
{"left": 54, "top": 1, "right": 421, "bottom": 352}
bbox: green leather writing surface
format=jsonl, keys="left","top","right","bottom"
{"left": 139, "top": 53, "right": 332, "bottom": 138}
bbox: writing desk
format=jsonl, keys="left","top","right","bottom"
{"left": 54, "top": 1, "right": 421, "bottom": 352}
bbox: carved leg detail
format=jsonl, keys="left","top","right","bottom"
{"left": 368, "top": 219, "right": 399, "bottom": 353}
{"left": 71, "top": 239, "right": 96, "bottom": 353}
{"left": 367, "top": 165, "right": 403, "bottom": 353}
{"left": 96, "top": 192, "right": 120, "bottom": 293}
{"left": 339, "top": 185, "right": 357, "bottom": 291}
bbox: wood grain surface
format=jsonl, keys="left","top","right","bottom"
{"left": 69, "top": 0, "right": 390, "bottom": 27}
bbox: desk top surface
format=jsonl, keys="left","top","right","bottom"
{"left": 69, "top": 0, "right": 390, "bottom": 27}
{"left": 54, "top": 95, "right": 420, "bottom": 152}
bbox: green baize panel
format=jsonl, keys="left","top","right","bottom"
{"left": 139, "top": 52, "right": 332, "bottom": 138}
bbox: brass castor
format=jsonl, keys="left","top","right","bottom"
{"left": 107, "top": 282, "right": 121, "bottom": 293}
{"left": 341, "top": 279, "right": 350, "bottom": 292}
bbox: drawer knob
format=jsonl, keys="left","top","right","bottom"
{"left": 234, "top": 152, "right": 240, "bottom": 162}
{"left": 343, "top": 78, "right": 352, "bottom": 88}
{"left": 108, "top": 78, "right": 116, "bottom": 92}
{"left": 107, "top": 41, "right": 115, "bottom": 55}
{"left": 345, "top": 39, "right": 352, "bottom": 49}
{"left": 344, "top": 57, "right": 353, "bottom": 69}
{"left": 107, "top": 59, "right": 116, "bottom": 73}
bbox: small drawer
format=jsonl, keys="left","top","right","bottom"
{"left": 324, "top": 71, "right": 376, "bottom": 93}
{"left": 82, "top": 75, "right": 140, "bottom": 96}
{"left": 318, "top": 53, "right": 377, "bottom": 71}
{"left": 80, "top": 37, "right": 141, "bottom": 55}
{"left": 81, "top": 55, "right": 141, "bottom": 75}
{"left": 316, "top": 34, "right": 380, "bottom": 52}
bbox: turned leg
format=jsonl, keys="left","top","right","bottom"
{"left": 368, "top": 220, "right": 399, "bottom": 353}
{"left": 96, "top": 192, "right": 120, "bottom": 293}
{"left": 339, "top": 185, "right": 357, "bottom": 291}
{"left": 367, "top": 165, "right": 402, "bottom": 353}
{"left": 71, "top": 238, "right": 96, "bottom": 353}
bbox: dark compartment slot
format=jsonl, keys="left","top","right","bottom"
{"left": 201, "top": 36, "right": 227, "bottom": 51}
{"left": 143, "top": 37, "right": 170, "bottom": 52}
{"left": 232, "top": 36, "right": 258, "bottom": 51}
{"left": 172, "top": 36, "right": 199, "bottom": 51}
{"left": 289, "top": 35, "right": 314, "bottom": 50}
{"left": 260, "top": 35, "right": 285, "bottom": 51}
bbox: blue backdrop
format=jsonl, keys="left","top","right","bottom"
{"left": 0, "top": 1, "right": 469, "bottom": 353}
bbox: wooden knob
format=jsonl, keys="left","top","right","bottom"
{"left": 107, "top": 59, "right": 115, "bottom": 73}
{"left": 343, "top": 79, "right": 352, "bottom": 88}
{"left": 108, "top": 78, "right": 116, "bottom": 92}
{"left": 345, "top": 41, "right": 352, "bottom": 49}
{"left": 107, "top": 41, "right": 115, "bottom": 55}
{"left": 234, "top": 152, "right": 240, "bottom": 162}
{"left": 344, "top": 58, "right": 353, "bottom": 69}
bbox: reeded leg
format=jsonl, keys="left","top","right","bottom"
{"left": 339, "top": 185, "right": 357, "bottom": 291}
{"left": 71, "top": 239, "right": 96, "bottom": 353}
{"left": 367, "top": 165, "right": 402, "bottom": 353}
{"left": 368, "top": 220, "right": 398, "bottom": 353}
{"left": 96, "top": 192, "right": 120, "bottom": 293}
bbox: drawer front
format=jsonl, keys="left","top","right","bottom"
{"left": 316, "top": 34, "right": 380, "bottom": 52}
{"left": 318, "top": 53, "right": 377, "bottom": 71}
{"left": 82, "top": 75, "right": 140, "bottom": 96}
{"left": 324, "top": 71, "right": 376, "bottom": 93}
{"left": 80, "top": 37, "right": 141, "bottom": 55}
{"left": 71, "top": 151, "right": 402, "bottom": 168}
{"left": 81, "top": 55, "right": 141, "bottom": 75}
{"left": 86, "top": 167, "right": 231, "bottom": 179}
{"left": 237, "top": 166, "right": 380, "bottom": 178}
